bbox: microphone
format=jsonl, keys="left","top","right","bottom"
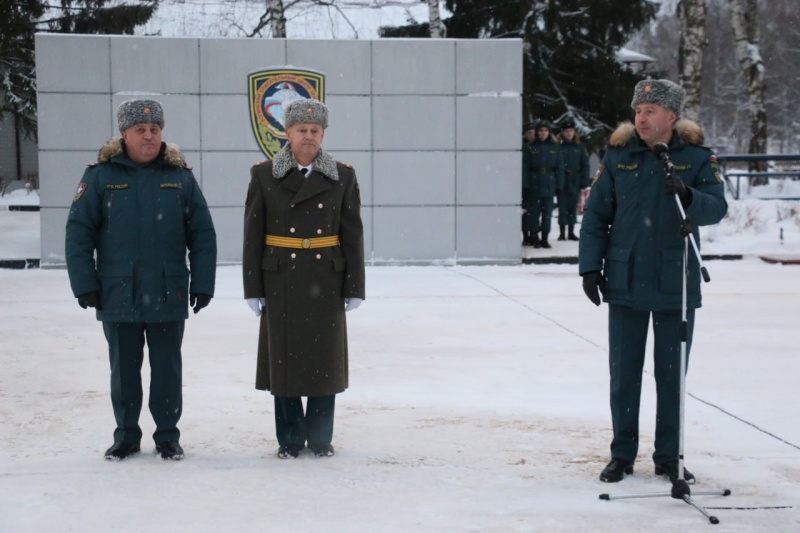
{"left": 653, "top": 143, "right": 675, "bottom": 170}
{"left": 653, "top": 143, "right": 678, "bottom": 195}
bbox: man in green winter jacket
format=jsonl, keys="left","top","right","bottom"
{"left": 523, "top": 120, "right": 564, "bottom": 248}
{"left": 579, "top": 80, "right": 727, "bottom": 484}
{"left": 66, "top": 99, "right": 217, "bottom": 461}
{"left": 556, "top": 119, "right": 590, "bottom": 241}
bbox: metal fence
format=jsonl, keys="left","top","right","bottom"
{"left": 715, "top": 154, "right": 800, "bottom": 200}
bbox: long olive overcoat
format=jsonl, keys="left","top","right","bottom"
{"left": 242, "top": 145, "right": 365, "bottom": 397}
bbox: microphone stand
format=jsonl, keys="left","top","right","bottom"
{"left": 598, "top": 150, "right": 731, "bottom": 524}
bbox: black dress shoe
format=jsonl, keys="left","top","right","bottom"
{"left": 104, "top": 441, "right": 141, "bottom": 461}
{"left": 655, "top": 461, "right": 695, "bottom": 484}
{"left": 277, "top": 444, "right": 304, "bottom": 459}
{"left": 599, "top": 458, "right": 633, "bottom": 483}
{"left": 309, "top": 443, "right": 334, "bottom": 457}
{"left": 155, "top": 441, "right": 184, "bottom": 460}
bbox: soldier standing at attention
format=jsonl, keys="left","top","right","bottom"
{"left": 242, "top": 98, "right": 365, "bottom": 459}
{"left": 521, "top": 122, "right": 537, "bottom": 246}
{"left": 526, "top": 120, "right": 564, "bottom": 248}
{"left": 579, "top": 79, "right": 727, "bottom": 484}
{"left": 556, "top": 118, "right": 590, "bottom": 241}
{"left": 66, "top": 99, "right": 217, "bottom": 461}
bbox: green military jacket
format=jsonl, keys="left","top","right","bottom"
{"left": 560, "top": 139, "right": 590, "bottom": 195}
{"left": 65, "top": 139, "right": 217, "bottom": 322}
{"left": 525, "top": 137, "right": 565, "bottom": 197}
{"left": 578, "top": 120, "right": 728, "bottom": 311}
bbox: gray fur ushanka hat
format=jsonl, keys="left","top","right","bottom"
{"left": 283, "top": 98, "right": 329, "bottom": 130}
{"left": 117, "top": 99, "right": 164, "bottom": 132}
{"left": 631, "top": 79, "right": 686, "bottom": 117}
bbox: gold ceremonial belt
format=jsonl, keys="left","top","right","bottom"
{"left": 265, "top": 235, "right": 340, "bottom": 249}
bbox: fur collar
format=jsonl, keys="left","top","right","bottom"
{"left": 271, "top": 143, "right": 339, "bottom": 181}
{"left": 96, "top": 137, "right": 190, "bottom": 168}
{"left": 609, "top": 119, "right": 705, "bottom": 148}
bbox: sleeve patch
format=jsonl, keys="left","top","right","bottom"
{"left": 73, "top": 182, "right": 87, "bottom": 202}
{"left": 590, "top": 164, "right": 604, "bottom": 186}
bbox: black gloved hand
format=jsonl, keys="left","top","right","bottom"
{"left": 581, "top": 271, "right": 605, "bottom": 306}
{"left": 77, "top": 291, "right": 102, "bottom": 310}
{"left": 190, "top": 293, "right": 212, "bottom": 314}
{"left": 666, "top": 174, "right": 692, "bottom": 206}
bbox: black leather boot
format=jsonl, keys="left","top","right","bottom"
{"left": 541, "top": 233, "right": 551, "bottom": 248}
{"left": 568, "top": 224, "right": 579, "bottom": 241}
{"left": 600, "top": 458, "right": 634, "bottom": 483}
{"left": 558, "top": 225, "right": 566, "bottom": 241}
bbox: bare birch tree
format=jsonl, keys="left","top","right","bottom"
{"left": 267, "top": 0, "right": 286, "bottom": 38}
{"left": 677, "top": 0, "right": 707, "bottom": 122}
{"left": 729, "top": 0, "right": 767, "bottom": 180}
{"left": 427, "top": 0, "right": 444, "bottom": 38}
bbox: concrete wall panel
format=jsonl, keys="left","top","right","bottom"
{"left": 35, "top": 34, "right": 110, "bottom": 93}
{"left": 373, "top": 152, "right": 454, "bottom": 205}
{"left": 287, "top": 40, "right": 371, "bottom": 95}
{"left": 111, "top": 37, "right": 199, "bottom": 94}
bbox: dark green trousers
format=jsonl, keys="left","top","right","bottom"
{"left": 274, "top": 395, "right": 335, "bottom": 449}
{"left": 102, "top": 321, "right": 185, "bottom": 445}
{"left": 556, "top": 192, "right": 579, "bottom": 226}
{"left": 529, "top": 195, "right": 554, "bottom": 234}
{"left": 608, "top": 304, "right": 695, "bottom": 464}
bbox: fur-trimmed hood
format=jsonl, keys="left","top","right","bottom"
{"left": 271, "top": 143, "right": 339, "bottom": 181}
{"left": 96, "top": 137, "right": 190, "bottom": 168}
{"left": 609, "top": 119, "right": 705, "bottom": 148}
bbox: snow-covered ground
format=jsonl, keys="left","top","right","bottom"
{"left": 2, "top": 187, "right": 800, "bottom": 531}
{"left": 1, "top": 259, "right": 799, "bottom": 532}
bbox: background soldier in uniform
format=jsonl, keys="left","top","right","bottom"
{"left": 242, "top": 98, "right": 365, "bottom": 459}
{"left": 65, "top": 99, "right": 217, "bottom": 461}
{"left": 556, "top": 118, "right": 590, "bottom": 241}
{"left": 579, "top": 79, "right": 727, "bottom": 484}
{"left": 521, "top": 122, "right": 537, "bottom": 246}
{"left": 525, "top": 120, "right": 564, "bottom": 248}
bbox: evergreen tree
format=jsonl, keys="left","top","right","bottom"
{"left": 1, "top": 0, "right": 46, "bottom": 138}
{"left": 0, "top": 0, "right": 158, "bottom": 140}
{"left": 443, "top": 0, "right": 659, "bottom": 152}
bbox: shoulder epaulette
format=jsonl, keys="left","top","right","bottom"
{"left": 338, "top": 161, "right": 352, "bottom": 168}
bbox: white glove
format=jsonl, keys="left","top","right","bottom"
{"left": 345, "top": 297, "right": 362, "bottom": 312}
{"left": 246, "top": 298, "right": 266, "bottom": 317}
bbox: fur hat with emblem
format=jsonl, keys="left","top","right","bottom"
{"left": 283, "top": 98, "right": 329, "bottom": 130}
{"left": 630, "top": 79, "right": 686, "bottom": 117}
{"left": 117, "top": 99, "right": 164, "bottom": 132}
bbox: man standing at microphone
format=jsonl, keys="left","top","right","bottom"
{"left": 578, "top": 79, "right": 727, "bottom": 483}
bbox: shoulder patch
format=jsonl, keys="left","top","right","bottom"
{"left": 709, "top": 154, "right": 723, "bottom": 183}
{"left": 590, "top": 164, "right": 604, "bottom": 186}
{"left": 73, "top": 182, "right": 87, "bottom": 202}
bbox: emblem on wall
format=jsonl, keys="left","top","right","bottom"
{"left": 248, "top": 67, "right": 325, "bottom": 159}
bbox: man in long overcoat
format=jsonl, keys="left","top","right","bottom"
{"left": 242, "top": 98, "right": 365, "bottom": 459}
{"left": 66, "top": 99, "right": 217, "bottom": 461}
{"left": 579, "top": 79, "right": 727, "bottom": 484}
